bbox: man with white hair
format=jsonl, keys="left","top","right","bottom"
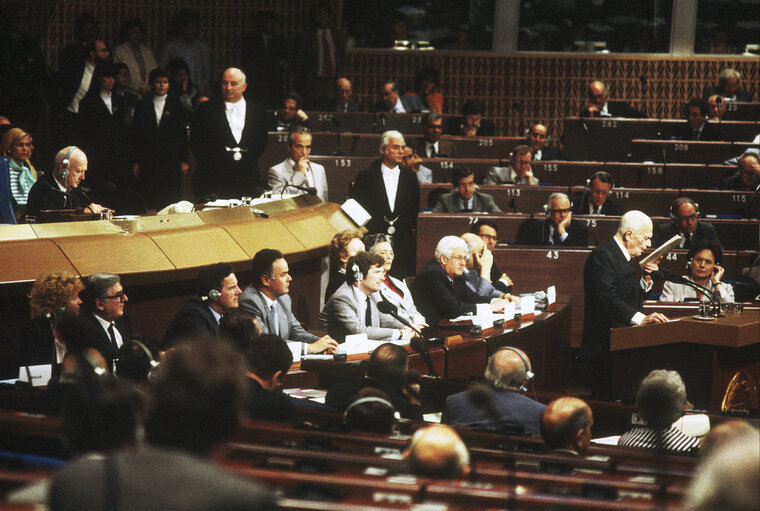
{"left": 189, "top": 67, "right": 267, "bottom": 200}
{"left": 350, "top": 130, "right": 419, "bottom": 277}
{"left": 413, "top": 236, "right": 508, "bottom": 325}
{"left": 581, "top": 210, "right": 668, "bottom": 397}
{"left": 702, "top": 68, "right": 753, "bottom": 102}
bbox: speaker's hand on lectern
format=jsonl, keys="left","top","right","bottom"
{"left": 641, "top": 312, "right": 668, "bottom": 325}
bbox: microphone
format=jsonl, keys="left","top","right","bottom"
{"left": 580, "top": 118, "right": 593, "bottom": 160}
{"left": 104, "top": 182, "right": 148, "bottom": 215}
{"left": 651, "top": 269, "right": 719, "bottom": 314}
{"left": 377, "top": 299, "right": 419, "bottom": 334}
{"left": 409, "top": 336, "right": 438, "bottom": 378}
{"left": 251, "top": 208, "right": 269, "bottom": 218}
{"left": 278, "top": 181, "right": 318, "bottom": 197}
{"left": 715, "top": 95, "right": 723, "bottom": 128}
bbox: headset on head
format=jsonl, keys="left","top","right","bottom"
{"left": 206, "top": 288, "right": 221, "bottom": 302}
{"left": 585, "top": 171, "right": 614, "bottom": 191}
{"left": 351, "top": 263, "right": 363, "bottom": 282}
{"left": 543, "top": 195, "right": 573, "bottom": 219}
{"left": 670, "top": 197, "right": 700, "bottom": 222}
{"left": 117, "top": 338, "right": 160, "bottom": 381}
{"left": 495, "top": 346, "right": 534, "bottom": 392}
{"left": 343, "top": 396, "right": 395, "bottom": 420}
{"left": 60, "top": 146, "right": 78, "bottom": 182}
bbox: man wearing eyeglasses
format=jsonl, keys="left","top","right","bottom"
{"left": 401, "top": 146, "right": 432, "bottom": 184}
{"left": 78, "top": 272, "right": 133, "bottom": 368}
{"left": 413, "top": 236, "right": 508, "bottom": 325}
{"left": 516, "top": 193, "right": 588, "bottom": 246}
{"left": 580, "top": 80, "right": 642, "bottom": 119}
{"left": 483, "top": 145, "right": 538, "bottom": 186}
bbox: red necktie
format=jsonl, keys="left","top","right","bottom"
{"left": 321, "top": 30, "right": 334, "bottom": 77}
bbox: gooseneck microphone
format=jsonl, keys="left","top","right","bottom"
{"left": 278, "top": 181, "right": 318, "bottom": 197}
{"left": 651, "top": 269, "right": 719, "bottom": 315}
{"left": 378, "top": 299, "right": 439, "bottom": 378}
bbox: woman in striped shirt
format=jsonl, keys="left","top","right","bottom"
{"left": 1, "top": 127, "right": 37, "bottom": 220}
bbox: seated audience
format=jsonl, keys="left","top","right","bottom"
{"left": 25, "top": 146, "right": 106, "bottom": 219}
{"left": 526, "top": 123, "right": 568, "bottom": 161}
{"left": 460, "top": 233, "right": 512, "bottom": 301}
{"left": 580, "top": 80, "right": 642, "bottom": 118}
{"left": 78, "top": 273, "right": 133, "bottom": 369}
{"left": 471, "top": 219, "right": 513, "bottom": 293}
{"left": 326, "top": 229, "right": 365, "bottom": 301}
{"left": 483, "top": 144, "right": 538, "bottom": 185}
{"left": 407, "top": 425, "right": 471, "bottom": 479}
{"left": 366, "top": 234, "right": 427, "bottom": 329}
{"left": 49, "top": 337, "right": 274, "bottom": 510}
{"left": 20, "top": 271, "right": 84, "bottom": 379}
{"left": 162, "top": 263, "right": 242, "bottom": 348}
{"left": 265, "top": 91, "right": 310, "bottom": 132}
{"left": 446, "top": 99, "right": 496, "bottom": 136}
{"left": 327, "top": 76, "right": 361, "bottom": 112}
{"left": 239, "top": 248, "right": 338, "bottom": 354}
{"left": 1, "top": 127, "right": 37, "bottom": 220}
{"left": 702, "top": 67, "right": 753, "bottom": 102}
{"left": 318, "top": 251, "right": 414, "bottom": 342}
{"left": 114, "top": 337, "right": 160, "bottom": 389}
{"left": 673, "top": 98, "right": 722, "bottom": 141}
{"left": 414, "top": 236, "right": 507, "bottom": 325}
{"left": 112, "top": 19, "right": 158, "bottom": 98}
{"left": 572, "top": 171, "right": 621, "bottom": 215}
{"left": 371, "top": 79, "right": 424, "bottom": 113}
{"left": 433, "top": 167, "right": 502, "bottom": 213}
{"left": 659, "top": 239, "right": 734, "bottom": 303}
{"left": 326, "top": 342, "right": 423, "bottom": 420}
{"left": 619, "top": 369, "right": 700, "bottom": 453}
{"left": 244, "top": 333, "right": 296, "bottom": 422}
{"left": 401, "top": 146, "right": 432, "bottom": 184}
{"left": 267, "top": 125, "right": 327, "bottom": 201}
{"left": 686, "top": 425, "right": 758, "bottom": 511}
{"left": 218, "top": 309, "right": 261, "bottom": 353}
{"left": 706, "top": 94, "right": 725, "bottom": 121}
{"left": 722, "top": 153, "right": 759, "bottom": 191}
{"left": 412, "top": 112, "right": 456, "bottom": 158}
{"left": 343, "top": 387, "right": 397, "bottom": 433}
{"left": 446, "top": 347, "right": 545, "bottom": 435}
{"left": 652, "top": 197, "right": 719, "bottom": 249}
{"left": 541, "top": 397, "right": 594, "bottom": 455}
{"left": 516, "top": 193, "right": 589, "bottom": 246}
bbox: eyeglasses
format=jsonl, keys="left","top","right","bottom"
{"left": 479, "top": 234, "right": 498, "bottom": 242}
{"left": 102, "top": 291, "right": 127, "bottom": 301}
{"left": 548, "top": 208, "right": 572, "bottom": 214}
{"left": 448, "top": 255, "right": 468, "bottom": 263}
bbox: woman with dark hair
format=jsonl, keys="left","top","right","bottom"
{"left": 659, "top": 239, "right": 734, "bottom": 303}
{"left": 113, "top": 19, "right": 157, "bottom": 98}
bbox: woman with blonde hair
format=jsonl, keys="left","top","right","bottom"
{"left": 1, "top": 127, "right": 37, "bottom": 219}
{"left": 326, "top": 229, "right": 365, "bottom": 301}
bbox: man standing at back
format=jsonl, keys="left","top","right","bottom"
{"left": 190, "top": 67, "right": 267, "bottom": 200}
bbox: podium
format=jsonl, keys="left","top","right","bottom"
{"left": 610, "top": 310, "right": 760, "bottom": 411}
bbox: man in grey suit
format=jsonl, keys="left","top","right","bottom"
{"left": 318, "top": 251, "right": 415, "bottom": 342}
{"left": 267, "top": 125, "right": 328, "bottom": 201}
{"left": 240, "top": 249, "right": 338, "bottom": 354}
{"left": 483, "top": 145, "right": 539, "bottom": 185}
{"left": 432, "top": 167, "right": 501, "bottom": 213}
{"left": 49, "top": 337, "right": 275, "bottom": 511}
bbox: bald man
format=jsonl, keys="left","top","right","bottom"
{"left": 407, "top": 425, "right": 470, "bottom": 479}
{"left": 189, "top": 67, "right": 267, "bottom": 200}
{"left": 446, "top": 347, "right": 546, "bottom": 435}
{"left": 541, "top": 397, "right": 594, "bottom": 455}
{"left": 460, "top": 233, "right": 512, "bottom": 301}
{"left": 581, "top": 80, "right": 642, "bottom": 118}
{"left": 329, "top": 77, "right": 360, "bottom": 112}
{"left": 526, "top": 123, "right": 568, "bottom": 161}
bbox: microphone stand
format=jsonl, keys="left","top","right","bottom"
{"left": 377, "top": 298, "right": 438, "bottom": 378}
{"left": 580, "top": 118, "right": 593, "bottom": 161}
{"left": 331, "top": 117, "right": 344, "bottom": 156}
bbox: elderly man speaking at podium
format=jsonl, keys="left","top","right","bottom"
{"left": 581, "top": 210, "right": 668, "bottom": 398}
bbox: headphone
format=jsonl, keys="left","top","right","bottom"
{"left": 670, "top": 197, "right": 700, "bottom": 222}
{"left": 543, "top": 194, "right": 573, "bottom": 219}
{"left": 525, "top": 127, "right": 550, "bottom": 144}
{"left": 207, "top": 288, "right": 221, "bottom": 302}
{"left": 343, "top": 396, "right": 395, "bottom": 420}
{"left": 351, "top": 263, "right": 363, "bottom": 282}
{"left": 116, "top": 338, "right": 160, "bottom": 382}
{"left": 495, "top": 346, "right": 534, "bottom": 392}
{"left": 45, "top": 304, "right": 67, "bottom": 321}
{"left": 586, "top": 171, "right": 614, "bottom": 191}
{"left": 60, "top": 146, "right": 78, "bottom": 182}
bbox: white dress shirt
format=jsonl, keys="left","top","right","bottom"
{"left": 225, "top": 97, "right": 247, "bottom": 144}
{"left": 93, "top": 314, "right": 123, "bottom": 348}
{"left": 153, "top": 94, "right": 167, "bottom": 125}
{"left": 100, "top": 92, "right": 113, "bottom": 114}
{"left": 380, "top": 163, "right": 400, "bottom": 211}
{"left": 392, "top": 97, "right": 406, "bottom": 113}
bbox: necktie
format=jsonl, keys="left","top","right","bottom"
{"left": 693, "top": 130, "right": 700, "bottom": 141}
{"left": 365, "top": 297, "right": 372, "bottom": 326}
{"left": 321, "top": 30, "right": 334, "bottom": 77}
{"left": 430, "top": 145, "right": 437, "bottom": 158}
{"left": 270, "top": 304, "right": 279, "bottom": 336}
{"left": 683, "top": 233, "right": 691, "bottom": 249}
{"left": 107, "top": 323, "right": 117, "bottom": 348}
{"left": 595, "top": 205, "right": 601, "bottom": 215}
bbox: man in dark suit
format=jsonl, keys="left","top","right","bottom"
{"left": 132, "top": 67, "right": 189, "bottom": 211}
{"left": 78, "top": 273, "right": 133, "bottom": 368}
{"left": 527, "top": 123, "right": 569, "bottom": 161}
{"left": 326, "top": 77, "right": 361, "bottom": 112}
{"left": 433, "top": 167, "right": 502, "bottom": 213}
{"left": 49, "top": 338, "right": 275, "bottom": 510}
{"left": 702, "top": 68, "right": 753, "bottom": 102}
{"left": 516, "top": 193, "right": 589, "bottom": 246}
{"left": 581, "top": 211, "right": 668, "bottom": 397}
{"left": 189, "top": 67, "right": 267, "bottom": 200}
{"left": 722, "top": 153, "right": 760, "bottom": 191}
{"left": 162, "top": 263, "right": 242, "bottom": 349}
{"left": 445, "top": 99, "right": 496, "bottom": 136}
{"left": 239, "top": 249, "right": 338, "bottom": 354}
{"left": 371, "top": 79, "right": 425, "bottom": 113}
{"left": 572, "top": 171, "right": 621, "bottom": 216}
{"left": 652, "top": 197, "right": 719, "bottom": 249}
{"left": 580, "top": 80, "right": 643, "bottom": 118}
{"left": 412, "top": 113, "right": 457, "bottom": 158}
{"left": 412, "top": 236, "right": 507, "bottom": 325}
{"left": 673, "top": 98, "right": 723, "bottom": 141}
{"left": 541, "top": 397, "right": 594, "bottom": 456}
{"left": 244, "top": 333, "right": 296, "bottom": 422}
{"left": 446, "top": 347, "right": 546, "bottom": 435}
{"left": 350, "top": 130, "right": 420, "bottom": 277}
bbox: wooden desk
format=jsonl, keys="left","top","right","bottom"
{"left": 562, "top": 117, "right": 661, "bottom": 162}
{"left": 631, "top": 140, "right": 759, "bottom": 165}
{"left": 658, "top": 119, "right": 759, "bottom": 143}
{"left": 722, "top": 102, "right": 760, "bottom": 122}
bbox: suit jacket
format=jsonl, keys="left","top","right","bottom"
{"left": 412, "top": 258, "right": 491, "bottom": 325}
{"left": 411, "top": 139, "right": 457, "bottom": 159}
{"left": 371, "top": 95, "right": 425, "bottom": 114}
{"left": 317, "top": 283, "right": 404, "bottom": 342}
{"left": 702, "top": 85, "right": 753, "bottom": 103}
{"left": 652, "top": 221, "right": 719, "bottom": 248}
{"left": 49, "top": 446, "right": 275, "bottom": 511}
{"left": 580, "top": 101, "right": 643, "bottom": 118}
{"left": 247, "top": 378, "right": 296, "bottom": 422}
{"left": 25, "top": 172, "right": 92, "bottom": 218}
{"left": 571, "top": 193, "right": 621, "bottom": 216}
{"left": 463, "top": 268, "right": 503, "bottom": 300}
{"left": 267, "top": 159, "right": 328, "bottom": 201}
{"left": 535, "top": 146, "right": 569, "bottom": 161}
{"left": 162, "top": 298, "right": 219, "bottom": 349}
{"left": 238, "top": 286, "right": 318, "bottom": 344}
{"left": 516, "top": 218, "right": 589, "bottom": 246}
{"left": 78, "top": 312, "right": 133, "bottom": 367}
{"left": 446, "top": 388, "right": 546, "bottom": 435}
{"left": 672, "top": 120, "right": 723, "bottom": 141}
{"left": 378, "top": 276, "right": 427, "bottom": 325}
{"left": 20, "top": 317, "right": 58, "bottom": 368}
{"left": 350, "top": 160, "right": 419, "bottom": 277}
{"left": 483, "top": 166, "right": 538, "bottom": 186}
{"left": 133, "top": 94, "right": 189, "bottom": 209}
{"left": 327, "top": 99, "right": 361, "bottom": 112}
{"left": 432, "top": 190, "right": 502, "bottom": 213}
{"left": 189, "top": 97, "right": 267, "bottom": 200}
{"left": 581, "top": 237, "right": 645, "bottom": 362}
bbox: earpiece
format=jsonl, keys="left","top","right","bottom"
{"left": 495, "top": 346, "right": 534, "bottom": 392}
{"left": 343, "top": 396, "right": 395, "bottom": 420}
{"left": 207, "top": 289, "right": 221, "bottom": 302}
{"left": 686, "top": 259, "right": 693, "bottom": 272}
{"left": 60, "top": 146, "right": 77, "bottom": 182}
{"left": 351, "top": 263, "right": 363, "bottom": 282}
